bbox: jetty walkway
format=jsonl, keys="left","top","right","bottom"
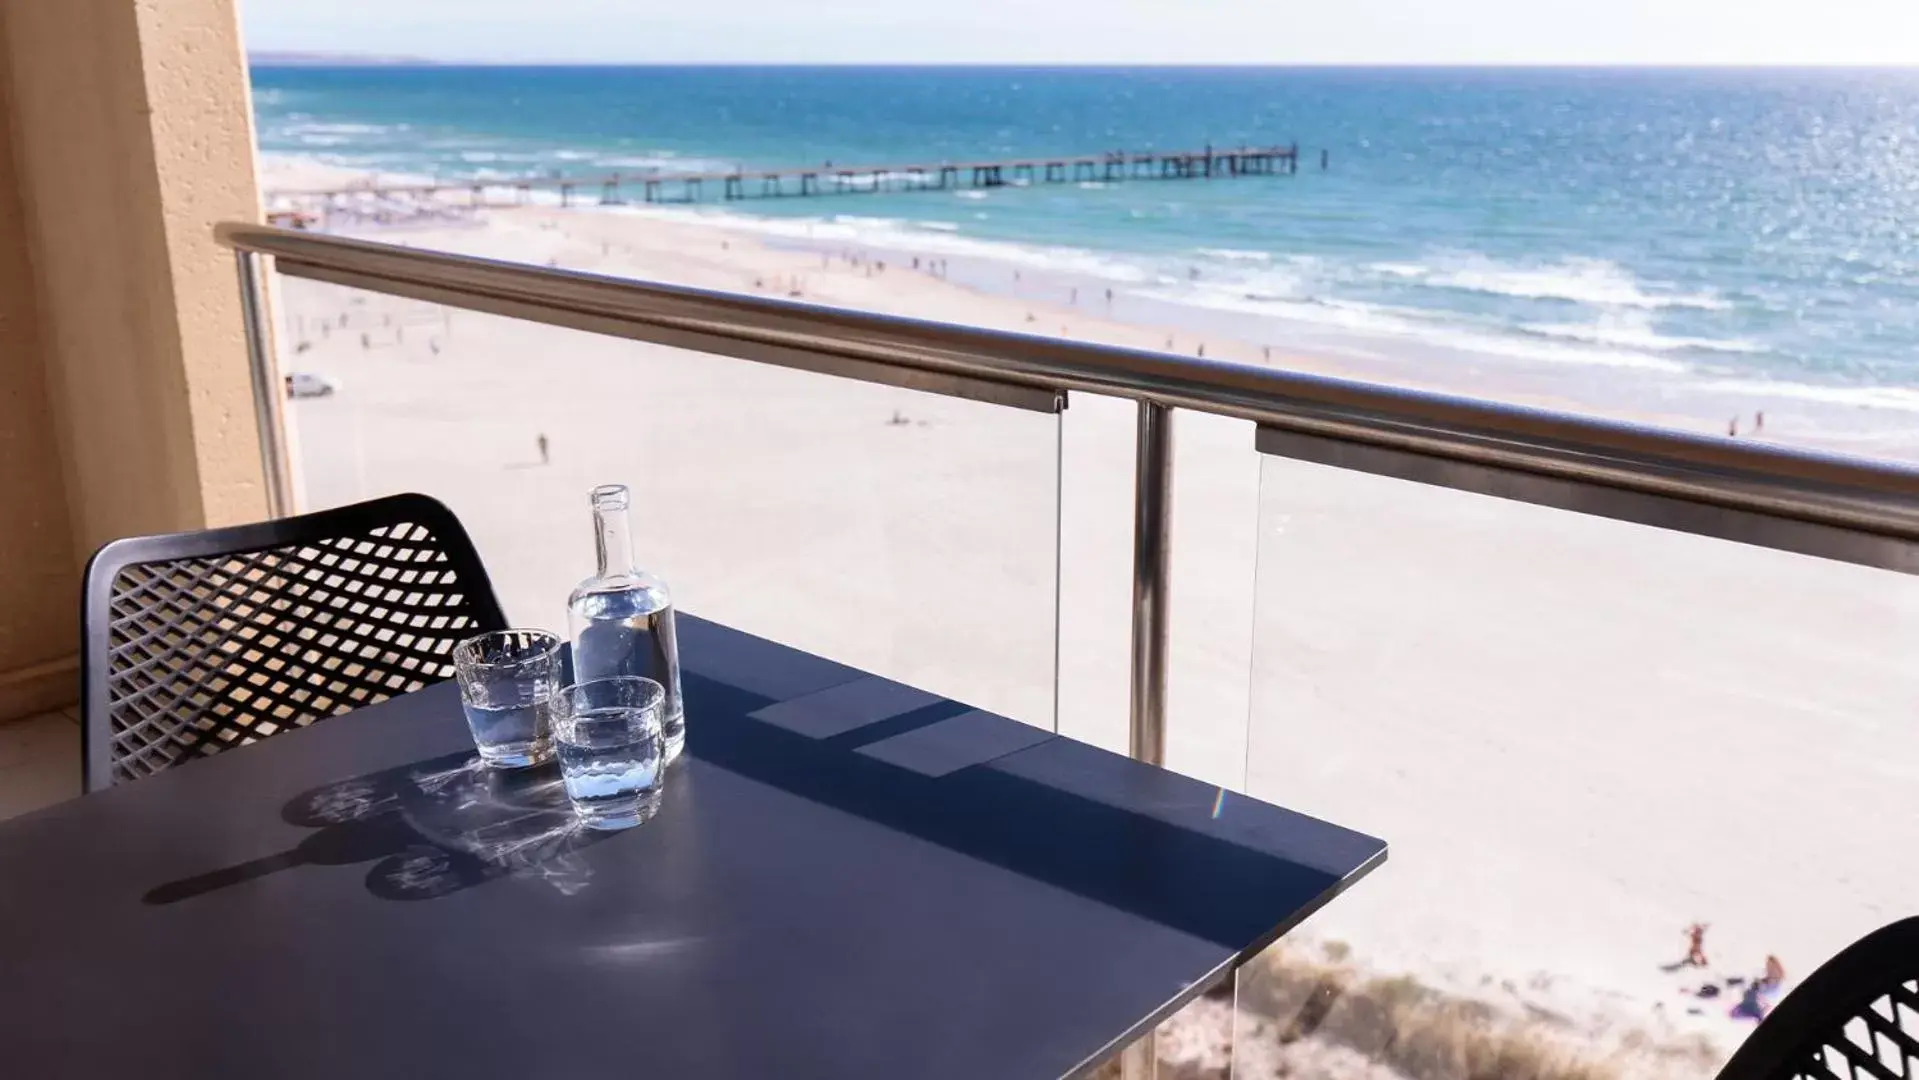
{"left": 270, "top": 144, "right": 1303, "bottom": 209}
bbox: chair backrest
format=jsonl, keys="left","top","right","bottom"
{"left": 1714, "top": 917, "right": 1919, "bottom": 1080}
{"left": 81, "top": 493, "right": 508, "bottom": 793}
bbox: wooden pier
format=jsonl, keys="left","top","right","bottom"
{"left": 271, "top": 144, "right": 1301, "bottom": 210}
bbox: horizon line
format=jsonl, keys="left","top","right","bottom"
{"left": 246, "top": 54, "right": 1919, "bottom": 70}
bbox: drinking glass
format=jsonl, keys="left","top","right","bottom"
{"left": 551, "top": 676, "right": 667, "bottom": 830}
{"left": 452, "top": 629, "right": 562, "bottom": 768}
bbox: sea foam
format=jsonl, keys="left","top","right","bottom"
{"left": 1409, "top": 256, "right": 1730, "bottom": 311}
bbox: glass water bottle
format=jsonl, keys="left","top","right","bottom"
{"left": 567, "top": 484, "right": 684, "bottom": 761}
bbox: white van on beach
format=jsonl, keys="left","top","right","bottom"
{"left": 284, "top": 372, "right": 339, "bottom": 399}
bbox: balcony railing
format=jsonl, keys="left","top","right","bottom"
{"left": 217, "top": 221, "right": 1919, "bottom": 1079}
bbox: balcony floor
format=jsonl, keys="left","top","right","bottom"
{"left": 0, "top": 709, "right": 79, "bottom": 822}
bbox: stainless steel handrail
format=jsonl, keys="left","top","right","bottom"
{"left": 215, "top": 222, "right": 1919, "bottom": 569}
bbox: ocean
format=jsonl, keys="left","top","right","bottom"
{"left": 251, "top": 65, "right": 1919, "bottom": 452}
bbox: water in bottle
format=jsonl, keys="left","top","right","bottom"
{"left": 566, "top": 484, "right": 685, "bottom": 760}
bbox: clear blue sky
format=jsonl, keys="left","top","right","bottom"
{"left": 241, "top": 0, "right": 1919, "bottom": 65}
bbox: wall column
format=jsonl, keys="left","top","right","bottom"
{"left": 0, "top": 0, "right": 265, "bottom": 720}
{"left": 0, "top": 80, "right": 79, "bottom": 720}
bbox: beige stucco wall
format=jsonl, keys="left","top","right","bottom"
{"left": 0, "top": 0, "right": 265, "bottom": 719}
{"left": 0, "top": 75, "right": 81, "bottom": 720}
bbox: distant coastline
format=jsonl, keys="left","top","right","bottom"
{"left": 249, "top": 51, "right": 440, "bottom": 68}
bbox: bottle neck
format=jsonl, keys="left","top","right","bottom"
{"left": 592, "top": 500, "right": 638, "bottom": 578}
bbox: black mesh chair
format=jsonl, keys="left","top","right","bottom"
{"left": 81, "top": 493, "right": 507, "bottom": 792}
{"left": 1714, "top": 917, "right": 1919, "bottom": 1080}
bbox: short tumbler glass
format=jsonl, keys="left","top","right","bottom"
{"left": 453, "top": 629, "right": 562, "bottom": 768}
{"left": 552, "top": 677, "right": 667, "bottom": 831}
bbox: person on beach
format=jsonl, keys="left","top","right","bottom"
{"left": 1731, "top": 957, "right": 1786, "bottom": 1021}
{"left": 1730, "top": 982, "right": 1771, "bottom": 1020}
{"left": 536, "top": 433, "right": 550, "bottom": 466}
{"left": 1684, "top": 923, "right": 1710, "bottom": 967}
{"left": 1754, "top": 410, "right": 1766, "bottom": 433}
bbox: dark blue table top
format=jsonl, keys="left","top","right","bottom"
{"left": 0, "top": 616, "right": 1385, "bottom": 1079}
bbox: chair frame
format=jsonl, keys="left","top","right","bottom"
{"left": 81, "top": 493, "right": 507, "bottom": 793}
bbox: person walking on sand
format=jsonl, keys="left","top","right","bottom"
{"left": 1684, "top": 923, "right": 1710, "bottom": 967}
{"left": 536, "top": 433, "right": 550, "bottom": 466}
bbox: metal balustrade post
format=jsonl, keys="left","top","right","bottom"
{"left": 1119, "top": 1038, "right": 1157, "bottom": 1080}
{"left": 235, "top": 250, "right": 295, "bottom": 519}
{"left": 1130, "top": 400, "right": 1173, "bottom": 767}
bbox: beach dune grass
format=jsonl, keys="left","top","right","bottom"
{"left": 1243, "top": 945, "right": 1718, "bottom": 1080}
{"left": 1102, "top": 945, "right": 1722, "bottom": 1080}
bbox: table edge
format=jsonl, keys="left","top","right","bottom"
{"left": 1061, "top": 841, "right": 1390, "bottom": 1079}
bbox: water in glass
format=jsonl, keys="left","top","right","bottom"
{"left": 453, "top": 629, "right": 562, "bottom": 768}
{"left": 553, "top": 677, "right": 666, "bottom": 830}
{"left": 567, "top": 484, "right": 685, "bottom": 761}
{"left": 461, "top": 699, "right": 550, "bottom": 763}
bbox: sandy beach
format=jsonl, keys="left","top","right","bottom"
{"left": 263, "top": 154, "right": 1919, "bottom": 1076}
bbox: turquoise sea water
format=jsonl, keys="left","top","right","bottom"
{"left": 252, "top": 66, "right": 1919, "bottom": 449}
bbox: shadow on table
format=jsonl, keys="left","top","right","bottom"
{"left": 675, "top": 615, "right": 1387, "bottom": 955}
{"left": 144, "top": 750, "right": 608, "bottom": 905}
